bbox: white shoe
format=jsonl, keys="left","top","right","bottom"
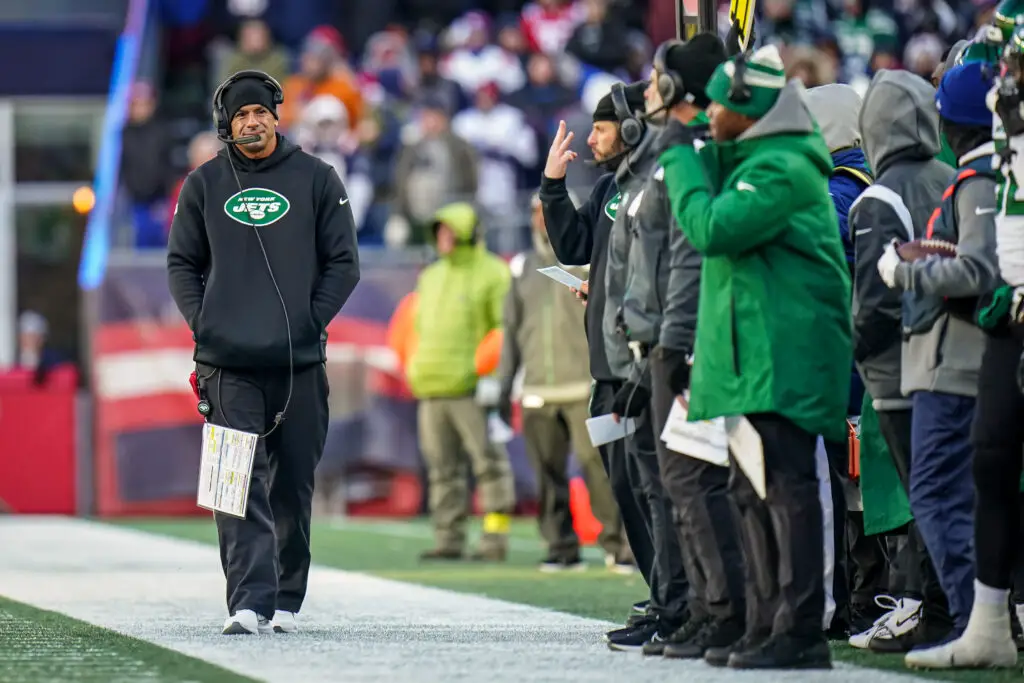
{"left": 849, "top": 596, "right": 920, "bottom": 649}
{"left": 222, "top": 609, "right": 273, "bottom": 635}
{"left": 271, "top": 610, "right": 298, "bottom": 634}
{"left": 905, "top": 601, "right": 1017, "bottom": 670}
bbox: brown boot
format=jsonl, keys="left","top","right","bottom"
{"left": 419, "top": 548, "right": 464, "bottom": 561}
{"left": 469, "top": 546, "right": 508, "bottom": 562}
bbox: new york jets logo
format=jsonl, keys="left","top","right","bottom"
{"left": 224, "top": 188, "right": 290, "bottom": 226}
{"left": 605, "top": 192, "right": 621, "bottom": 220}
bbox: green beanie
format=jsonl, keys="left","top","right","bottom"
{"left": 705, "top": 45, "right": 787, "bottom": 120}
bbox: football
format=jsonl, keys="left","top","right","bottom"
{"left": 897, "top": 239, "right": 957, "bottom": 261}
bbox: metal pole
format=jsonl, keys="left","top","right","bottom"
{"left": 0, "top": 100, "right": 15, "bottom": 370}
{"left": 699, "top": 0, "right": 719, "bottom": 34}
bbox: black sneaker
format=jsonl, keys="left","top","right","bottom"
{"left": 625, "top": 601, "right": 652, "bottom": 626}
{"left": 705, "top": 632, "right": 768, "bottom": 667}
{"left": 665, "top": 617, "right": 744, "bottom": 659}
{"left": 538, "top": 554, "right": 585, "bottom": 573}
{"left": 642, "top": 615, "right": 708, "bottom": 656}
{"left": 728, "top": 634, "right": 832, "bottom": 670}
{"left": 606, "top": 617, "right": 660, "bottom": 652}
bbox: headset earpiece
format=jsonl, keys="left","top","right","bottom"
{"left": 728, "top": 51, "right": 753, "bottom": 103}
{"left": 653, "top": 40, "right": 687, "bottom": 108}
{"left": 610, "top": 83, "right": 645, "bottom": 148}
{"left": 212, "top": 69, "right": 285, "bottom": 139}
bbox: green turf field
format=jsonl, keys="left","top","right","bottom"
{"left": 0, "top": 596, "right": 258, "bottom": 683}
{"left": 119, "top": 516, "right": 1024, "bottom": 682}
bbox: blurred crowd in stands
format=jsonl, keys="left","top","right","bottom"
{"left": 118, "top": 0, "right": 999, "bottom": 254}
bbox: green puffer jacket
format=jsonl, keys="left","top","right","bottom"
{"left": 659, "top": 82, "right": 853, "bottom": 442}
{"left": 407, "top": 203, "right": 510, "bottom": 399}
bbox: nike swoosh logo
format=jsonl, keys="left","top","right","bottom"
{"left": 339, "top": 197, "right": 349, "bottom": 206}
{"left": 855, "top": 228, "right": 872, "bottom": 235}
{"left": 736, "top": 181, "right": 757, "bottom": 192}
{"left": 976, "top": 207, "right": 995, "bottom": 215}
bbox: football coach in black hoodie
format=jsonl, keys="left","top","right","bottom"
{"left": 167, "top": 70, "right": 360, "bottom": 636}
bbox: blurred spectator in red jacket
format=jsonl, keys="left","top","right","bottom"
{"left": 166, "top": 131, "right": 221, "bottom": 235}
{"left": 520, "top": 0, "right": 586, "bottom": 54}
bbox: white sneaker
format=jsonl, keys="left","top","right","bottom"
{"left": 905, "top": 600, "right": 1017, "bottom": 670}
{"left": 271, "top": 610, "right": 298, "bottom": 634}
{"left": 849, "top": 596, "right": 920, "bottom": 649}
{"left": 222, "top": 609, "right": 273, "bottom": 635}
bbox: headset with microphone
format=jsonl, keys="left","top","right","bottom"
{"left": 199, "top": 70, "right": 294, "bottom": 439}
{"left": 610, "top": 82, "right": 646, "bottom": 148}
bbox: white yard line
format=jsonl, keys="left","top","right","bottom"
{"left": 0, "top": 517, "right": 927, "bottom": 683}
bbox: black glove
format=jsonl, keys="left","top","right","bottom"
{"left": 658, "top": 347, "right": 692, "bottom": 395}
{"left": 654, "top": 117, "right": 697, "bottom": 157}
{"left": 611, "top": 381, "right": 650, "bottom": 418}
{"left": 996, "top": 76, "right": 1024, "bottom": 139}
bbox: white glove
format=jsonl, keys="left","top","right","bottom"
{"left": 876, "top": 240, "right": 903, "bottom": 289}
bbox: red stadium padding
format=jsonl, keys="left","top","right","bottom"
{"left": 0, "top": 366, "right": 78, "bottom": 514}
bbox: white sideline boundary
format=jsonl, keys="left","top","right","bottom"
{"left": 0, "top": 517, "right": 927, "bottom": 683}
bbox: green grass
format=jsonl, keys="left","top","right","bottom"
{"left": 0, "top": 596, "right": 258, "bottom": 683}
{"left": 120, "top": 516, "right": 1024, "bottom": 682}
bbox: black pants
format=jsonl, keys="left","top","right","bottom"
{"left": 874, "top": 409, "right": 950, "bottom": 621}
{"left": 971, "top": 332, "right": 1024, "bottom": 590}
{"left": 649, "top": 349, "right": 744, "bottom": 623}
{"left": 197, "top": 362, "right": 330, "bottom": 618}
{"left": 730, "top": 413, "right": 824, "bottom": 641}
{"left": 592, "top": 379, "right": 689, "bottom": 624}
{"left": 847, "top": 510, "right": 890, "bottom": 612}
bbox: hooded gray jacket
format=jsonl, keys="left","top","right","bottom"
{"left": 603, "top": 127, "right": 661, "bottom": 380}
{"left": 895, "top": 140, "right": 999, "bottom": 397}
{"left": 849, "top": 70, "right": 953, "bottom": 409}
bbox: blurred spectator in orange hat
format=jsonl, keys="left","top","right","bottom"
{"left": 280, "top": 25, "right": 364, "bottom": 130}
{"left": 216, "top": 18, "right": 291, "bottom": 85}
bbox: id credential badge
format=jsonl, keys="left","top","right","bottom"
{"left": 196, "top": 423, "right": 258, "bottom": 518}
{"left": 729, "top": 0, "right": 757, "bottom": 51}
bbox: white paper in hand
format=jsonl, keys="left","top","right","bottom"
{"left": 196, "top": 422, "right": 258, "bottom": 518}
{"left": 537, "top": 266, "right": 585, "bottom": 290}
{"left": 660, "top": 395, "right": 729, "bottom": 467}
{"left": 586, "top": 414, "right": 636, "bottom": 447}
{"left": 725, "top": 416, "right": 766, "bottom": 500}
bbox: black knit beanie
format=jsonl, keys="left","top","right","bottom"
{"left": 592, "top": 81, "right": 647, "bottom": 122}
{"left": 221, "top": 76, "right": 280, "bottom": 122}
{"left": 662, "top": 33, "right": 729, "bottom": 109}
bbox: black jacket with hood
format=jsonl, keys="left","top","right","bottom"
{"left": 849, "top": 70, "right": 952, "bottom": 408}
{"left": 540, "top": 171, "right": 619, "bottom": 383}
{"left": 167, "top": 134, "right": 360, "bottom": 370}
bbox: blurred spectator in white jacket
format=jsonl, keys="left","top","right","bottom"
{"left": 294, "top": 94, "right": 374, "bottom": 232}
{"left": 440, "top": 11, "right": 526, "bottom": 95}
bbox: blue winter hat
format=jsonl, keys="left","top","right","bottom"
{"left": 935, "top": 61, "right": 994, "bottom": 127}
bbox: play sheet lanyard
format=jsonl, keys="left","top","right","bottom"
{"left": 661, "top": 393, "right": 766, "bottom": 499}
{"left": 196, "top": 422, "right": 258, "bottom": 518}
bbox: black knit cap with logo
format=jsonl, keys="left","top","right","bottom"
{"left": 222, "top": 76, "right": 280, "bottom": 122}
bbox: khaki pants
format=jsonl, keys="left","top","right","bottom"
{"left": 522, "top": 399, "right": 623, "bottom": 558}
{"left": 418, "top": 397, "right": 515, "bottom": 552}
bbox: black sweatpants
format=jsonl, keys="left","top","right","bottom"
{"left": 874, "top": 408, "right": 950, "bottom": 622}
{"left": 592, "top": 379, "right": 689, "bottom": 624}
{"left": 197, "top": 362, "right": 330, "bottom": 618}
{"left": 649, "top": 350, "right": 745, "bottom": 624}
{"left": 970, "top": 332, "right": 1024, "bottom": 590}
{"left": 730, "top": 413, "right": 824, "bottom": 641}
